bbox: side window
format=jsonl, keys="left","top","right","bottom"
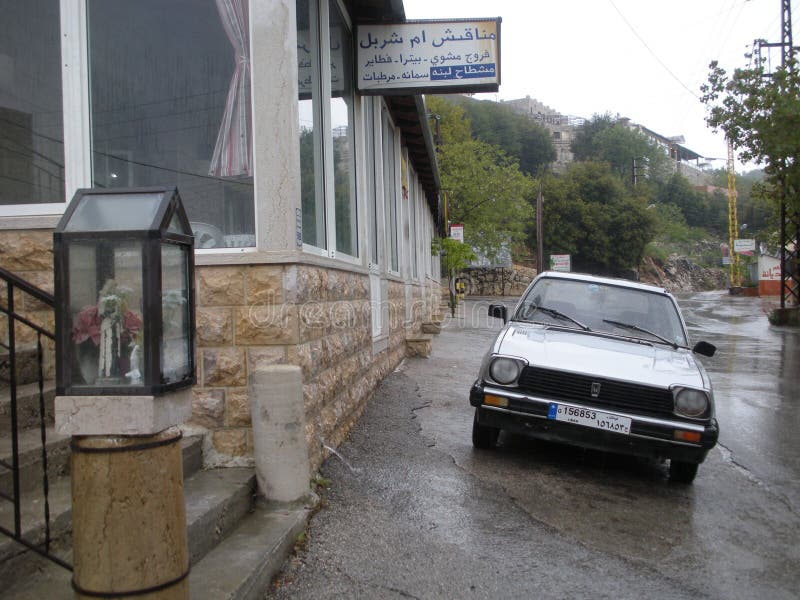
{"left": 297, "top": 0, "right": 358, "bottom": 260}
{"left": 87, "top": 0, "right": 254, "bottom": 248}
{"left": 0, "top": 0, "right": 65, "bottom": 211}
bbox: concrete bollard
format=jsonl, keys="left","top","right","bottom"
{"left": 250, "top": 365, "right": 311, "bottom": 503}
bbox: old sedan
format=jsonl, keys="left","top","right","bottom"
{"left": 470, "top": 271, "right": 719, "bottom": 483}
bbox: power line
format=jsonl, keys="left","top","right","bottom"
{"left": 607, "top": 0, "right": 701, "bottom": 100}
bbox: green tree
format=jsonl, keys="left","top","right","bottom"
{"left": 438, "top": 139, "right": 536, "bottom": 261}
{"left": 701, "top": 57, "right": 800, "bottom": 214}
{"left": 431, "top": 238, "right": 476, "bottom": 316}
{"left": 429, "top": 95, "right": 556, "bottom": 176}
{"left": 570, "top": 114, "right": 672, "bottom": 186}
{"left": 539, "top": 162, "right": 655, "bottom": 274}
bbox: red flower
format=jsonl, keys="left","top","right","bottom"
{"left": 71, "top": 305, "right": 101, "bottom": 345}
{"left": 123, "top": 310, "right": 142, "bottom": 337}
{"left": 71, "top": 305, "right": 142, "bottom": 346}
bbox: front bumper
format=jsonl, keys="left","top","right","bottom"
{"left": 470, "top": 381, "right": 718, "bottom": 463}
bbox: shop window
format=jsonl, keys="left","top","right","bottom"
{"left": 0, "top": 0, "right": 64, "bottom": 208}
{"left": 87, "top": 0, "right": 254, "bottom": 249}
{"left": 382, "top": 110, "right": 399, "bottom": 273}
{"left": 297, "top": 0, "right": 358, "bottom": 259}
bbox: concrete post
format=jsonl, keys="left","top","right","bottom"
{"left": 250, "top": 365, "right": 310, "bottom": 503}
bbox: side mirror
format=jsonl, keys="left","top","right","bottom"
{"left": 692, "top": 340, "right": 716, "bottom": 357}
{"left": 488, "top": 304, "right": 508, "bottom": 323}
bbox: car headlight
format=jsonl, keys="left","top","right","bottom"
{"left": 489, "top": 357, "right": 522, "bottom": 385}
{"left": 674, "top": 388, "right": 709, "bottom": 418}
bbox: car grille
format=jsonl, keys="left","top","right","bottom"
{"left": 517, "top": 366, "right": 674, "bottom": 418}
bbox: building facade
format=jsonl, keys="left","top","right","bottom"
{"left": 0, "top": 0, "right": 442, "bottom": 472}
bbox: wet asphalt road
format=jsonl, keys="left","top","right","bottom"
{"left": 267, "top": 292, "right": 800, "bottom": 600}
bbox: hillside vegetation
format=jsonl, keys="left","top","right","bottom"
{"left": 428, "top": 95, "right": 773, "bottom": 284}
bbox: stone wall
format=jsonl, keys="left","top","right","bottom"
{"left": 1, "top": 228, "right": 440, "bottom": 474}
{"left": 178, "top": 264, "right": 437, "bottom": 472}
{"left": 0, "top": 230, "right": 57, "bottom": 379}
{"left": 462, "top": 264, "right": 537, "bottom": 297}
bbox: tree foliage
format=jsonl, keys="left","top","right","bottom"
{"left": 438, "top": 139, "right": 536, "bottom": 260}
{"left": 570, "top": 114, "right": 673, "bottom": 186}
{"left": 429, "top": 95, "right": 556, "bottom": 176}
{"left": 538, "top": 162, "right": 655, "bottom": 275}
{"left": 701, "top": 57, "right": 800, "bottom": 212}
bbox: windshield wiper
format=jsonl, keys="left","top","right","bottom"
{"left": 602, "top": 319, "right": 677, "bottom": 349}
{"left": 525, "top": 305, "right": 591, "bottom": 331}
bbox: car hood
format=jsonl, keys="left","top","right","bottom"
{"left": 495, "top": 323, "right": 709, "bottom": 390}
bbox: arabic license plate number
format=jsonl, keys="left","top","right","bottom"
{"left": 547, "top": 403, "right": 631, "bottom": 434}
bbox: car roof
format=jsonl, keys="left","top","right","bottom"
{"left": 533, "top": 271, "right": 670, "bottom": 295}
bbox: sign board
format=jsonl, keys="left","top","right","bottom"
{"left": 356, "top": 19, "right": 500, "bottom": 94}
{"left": 734, "top": 238, "right": 756, "bottom": 255}
{"left": 550, "top": 254, "right": 571, "bottom": 272}
{"left": 449, "top": 223, "right": 464, "bottom": 243}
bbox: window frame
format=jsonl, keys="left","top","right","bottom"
{"left": 44, "top": 0, "right": 261, "bottom": 255}
{"left": 381, "top": 103, "right": 400, "bottom": 276}
{"left": 300, "top": 0, "right": 359, "bottom": 263}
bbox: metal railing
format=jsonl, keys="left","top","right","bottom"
{"left": 0, "top": 266, "right": 71, "bottom": 571}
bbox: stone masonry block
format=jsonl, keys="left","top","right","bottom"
{"left": 244, "top": 265, "right": 284, "bottom": 305}
{"left": 202, "top": 347, "right": 247, "bottom": 387}
{"left": 226, "top": 387, "right": 252, "bottom": 427}
{"left": 234, "top": 304, "right": 299, "bottom": 345}
{"left": 195, "top": 307, "right": 233, "bottom": 346}
{"left": 196, "top": 266, "right": 245, "bottom": 306}
{"left": 189, "top": 388, "right": 225, "bottom": 429}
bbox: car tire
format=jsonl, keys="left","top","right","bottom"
{"left": 669, "top": 460, "right": 699, "bottom": 483}
{"left": 472, "top": 409, "right": 500, "bottom": 449}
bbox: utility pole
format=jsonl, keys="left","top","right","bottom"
{"left": 778, "top": 0, "right": 799, "bottom": 308}
{"left": 727, "top": 142, "right": 741, "bottom": 288}
{"left": 751, "top": 1, "right": 799, "bottom": 308}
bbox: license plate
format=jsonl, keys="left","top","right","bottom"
{"left": 547, "top": 403, "right": 631, "bottom": 434}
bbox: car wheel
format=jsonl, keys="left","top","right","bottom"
{"left": 472, "top": 409, "right": 500, "bottom": 449}
{"left": 669, "top": 460, "right": 699, "bottom": 483}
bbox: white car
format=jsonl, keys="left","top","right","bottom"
{"left": 471, "top": 271, "right": 718, "bottom": 483}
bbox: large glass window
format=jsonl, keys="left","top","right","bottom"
{"left": 297, "top": 0, "right": 358, "bottom": 258}
{"left": 88, "top": 0, "right": 254, "bottom": 249}
{"left": 364, "top": 98, "right": 379, "bottom": 266}
{"left": 382, "top": 111, "right": 399, "bottom": 272}
{"left": 297, "top": 0, "right": 324, "bottom": 249}
{"left": 0, "top": 0, "right": 64, "bottom": 206}
{"left": 329, "top": 0, "right": 357, "bottom": 257}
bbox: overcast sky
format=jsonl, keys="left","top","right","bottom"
{"left": 402, "top": 0, "right": 793, "bottom": 171}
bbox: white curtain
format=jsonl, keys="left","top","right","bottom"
{"left": 209, "top": 0, "right": 252, "bottom": 177}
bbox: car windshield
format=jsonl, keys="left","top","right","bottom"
{"left": 513, "top": 277, "right": 688, "bottom": 347}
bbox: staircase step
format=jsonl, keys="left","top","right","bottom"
{"left": 0, "top": 382, "right": 56, "bottom": 436}
{"left": 0, "top": 346, "right": 46, "bottom": 388}
{"left": 185, "top": 467, "right": 256, "bottom": 566}
{"left": 0, "top": 497, "right": 311, "bottom": 600}
{"left": 189, "top": 499, "right": 311, "bottom": 600}
{"left": 0, "top": 426, "right": 70, "bottom": 496}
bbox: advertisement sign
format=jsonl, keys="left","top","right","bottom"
{"left": 550, "top": 254, "right": 571, "bottom": 272}
{"left": 356, "top": 19, "right": 500, "bottom": 94}
{"left": 449, "top": 223, "right": 464, "bottom": 243}
{"left": 734, "top": 239, "right": 756, "bottom": 255}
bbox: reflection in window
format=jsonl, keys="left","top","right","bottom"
{"left": 297, "top": 0, "right": 325, "bottom": 249}
{"left": 329, "top": 0, "right": 357, "bottom": 257}
{"left": 88, "top": 0, "right": 254, "bottom": 248}
{"left": 382, "top": 113, "right": 399, "bottom": 272}
{"left": 0, "top": 0, "right": 64, "bottom": 205}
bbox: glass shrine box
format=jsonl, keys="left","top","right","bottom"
{"left": 54, "top": 187, "right": 196, "bottom": 396}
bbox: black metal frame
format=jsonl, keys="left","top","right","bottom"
{"left": 53, "top": 187, "right": 196, "bottom": 397}
{"left": 0, "top": 266, "right": 72, "bottom": 572}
